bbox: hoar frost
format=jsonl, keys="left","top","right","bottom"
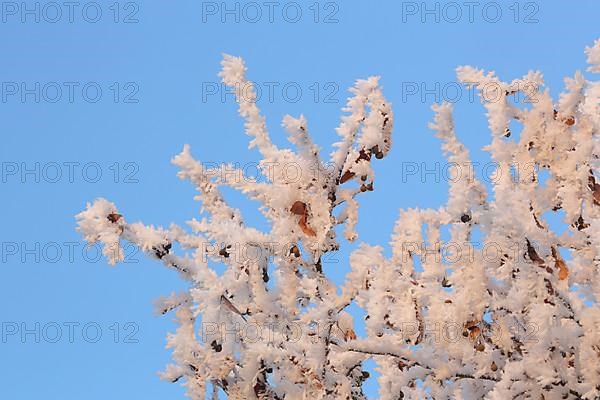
{"left": 77, "top": 42, "right": 600, "bottom": 399}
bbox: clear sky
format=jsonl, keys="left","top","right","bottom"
{"left": 0, "top": 1, "right": 598, "bottom": 398}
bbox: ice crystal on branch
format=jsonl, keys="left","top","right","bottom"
{"left": 77, "top": 42, "right": 599, "bottom": 399}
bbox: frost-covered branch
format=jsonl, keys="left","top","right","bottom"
{"left": 77, "top": 41, "right": 599, "bottom": 399}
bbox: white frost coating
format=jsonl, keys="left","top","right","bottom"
{"left": 331, "top": 77, "right": 394, "bottom": 185}
{"left": 76, "top": 40, "right": 599, "bottom": 399}
{"left": 219, "top": 54, "right": 278, "bottom": 160}
{"left": 586, "top": 38, "right": 600, "bottom": 73}
{"left": 75, "top": 198, "right": 124, "bottom": 265}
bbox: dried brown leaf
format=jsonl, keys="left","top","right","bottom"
{"left": 526, "top": 238, "right": 545, "bottom": 266}
{"left": 551, "top": 247, "right": 569, "bottom": 280}
{"left": 107, "top": 213, "right": 122, "bottom": 223}
{"left": 340, "top": 170, "right": 355, "bottom": 184}
{"left": 344, "top": 328, "right": 357, "bottom": 342}
{"left": 290, "top": 201, "right": 307, "bottom": 215}
{"left": 299, "top": 215, "right": 316, "bottom": 237}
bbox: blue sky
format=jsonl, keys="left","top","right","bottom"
{"left": 0, "top": 1, "right": 598, "bottom": 398}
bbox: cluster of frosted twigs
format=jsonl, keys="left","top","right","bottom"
{"left": 78, "top": 40, "right": 600, "bottom": 399}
